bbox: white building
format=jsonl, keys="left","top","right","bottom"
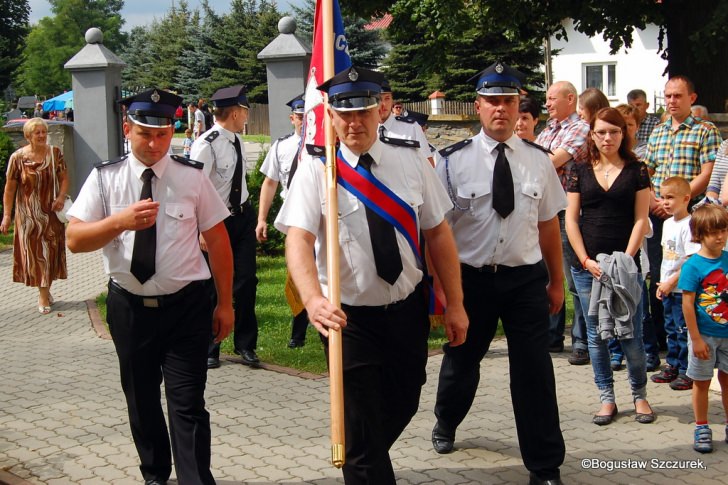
{"left": 550, "top": 19, "right": 668, "bottom": 111}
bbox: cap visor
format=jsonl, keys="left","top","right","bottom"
{"left": 476, "top": 87, "right": 521, "bottom": 96}
{"left": 329, "top": 96, "right": 380, "bottom": 111}
{"left": 128, "top": 113, "right": 173, "bottom": 128}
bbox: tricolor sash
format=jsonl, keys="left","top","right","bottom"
{"left": 329, "top": 149, "right": 445, "bottom": 321}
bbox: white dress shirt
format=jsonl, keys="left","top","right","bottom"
{"left": 67, "top": 153, "right": 230, "bottom": 296}
{"left": 259, "top": 132, "right": 301, "bottom": 200}
{"left": 437, "top": 130, "right": 566, "bottom": 267}
{"left": 380, "top": 115, "right": 432, "bottom": 162}
{"left": 275, "top": 138, "right": 452, "bottom": 306}
{"left": 190, "top": 123, "right": 249, "bottom": 206}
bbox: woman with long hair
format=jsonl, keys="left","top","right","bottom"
{"left": 1, "top": 118, "right": 68, "bottom": 313}
{"left": 565, "top": 107, "right": 654, "bottom": 425}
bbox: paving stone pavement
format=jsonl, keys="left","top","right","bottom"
{"left": 1, "top": 247, "right": 728, "bottom": 484}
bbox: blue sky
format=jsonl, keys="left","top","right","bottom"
{"left": 28, "top": 0, "right": 305, "bottom": 30}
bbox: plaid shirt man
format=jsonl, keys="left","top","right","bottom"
{"left": 645, "top": 115, "right": 722, "bottom": 199}
{"left": 636, "top": 114, "right": 660, "bottom": 145}
{"left": 535, "top": 111, "right": 590, "bottom": 189}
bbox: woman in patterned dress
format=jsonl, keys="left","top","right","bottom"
{"left": 1, "top": 118, "right": 68, "bottom": 313}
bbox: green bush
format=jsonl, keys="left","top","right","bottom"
{"left": 247, "top": 149, "right": 285, "bottom": 255}
{"left": 0, "top": 130, "right": 18, "bottom": 214}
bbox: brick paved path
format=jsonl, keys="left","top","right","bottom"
{"left": 1, "top": 247, "right": 727, "bottom": 484}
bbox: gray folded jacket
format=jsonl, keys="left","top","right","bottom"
{"left": 587, "top": 252, "right": 642, "bottom": 341}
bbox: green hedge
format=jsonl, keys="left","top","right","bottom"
{"left": 247, "top": 149, "right": 285, "bottom": 255}
{"left": 0, "top": 131, "right": 18, "bottom": 214}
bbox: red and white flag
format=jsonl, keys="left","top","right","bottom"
{"left": 302, "top": 0, "right": 352, "bottom": 148}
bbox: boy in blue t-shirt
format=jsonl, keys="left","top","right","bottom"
{"left": 678, "top": 204, "right": 728, "bottom": 453}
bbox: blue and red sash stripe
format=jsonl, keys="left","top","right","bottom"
{"left": 334, "top": 149, "right": 422, "bottom": 262}
{"left": 326, "top": 149, "right": 445, "bottom": 319}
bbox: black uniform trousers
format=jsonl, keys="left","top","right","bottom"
{"left": 208, "top": 204, "right": 259, "bottom": 358}
{"left": 322, "top": 284, "right": 430, "bottom": 485}
{"left": 290, "top": 309, "right": 309, "bottom": 342}
{"left": 106, "top": 280, "right": 215, "bottom": 485}
{"left": 434, "top": 262, "right": 565, "bottom": 480}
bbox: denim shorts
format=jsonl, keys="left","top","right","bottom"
{"left": 686, "top": 334, "right": 728, "bottom": 381}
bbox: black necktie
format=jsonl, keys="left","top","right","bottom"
{"left": 229, "top": 136, "right": 243, "bottom": 208}
{"left": 492, "top": 143, "right": 514, "bottom": 218}
{"left": 130, "top": 168, "right": 156, "bottom": 284}
{"left": 359, "top": 153, "right": 403, "bottom": 285}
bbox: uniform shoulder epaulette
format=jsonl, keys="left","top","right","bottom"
{"left": 277, "top": 133, "right": 294, "bottom": 142}
{"left": 171, "top": 154, "right": 204, "bottom": 169}
{"left": 380, "top": 133, "right": 421, "bottom": 148}
{"left": 522, "top": 139, "right": 553, "bottom": 155}
{"left": 395, "top": 115, "right": 416, "bottom": 124}
{"left": 438, "top": 138, "right": 473, "bottom": 158}
{"left": 204, "top": 131, "right": 220, "bottom": 143}
{"left": 306, "top": 144, "right": 325, "bottom": 157}
{"left": 94, "top": 154, "right": 127, "bottom": 169}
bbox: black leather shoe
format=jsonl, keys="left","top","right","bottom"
{"left": 431, "top": 422, "right": 455, "bottom": 454}
{"left": 288, "top": 339, "right": 305, "bottom": 348}
{"left": 528, "top": 473, "right": 563, "bottom": 485}
{"left": 144, "top": 480, "right": 167, "bottom": 485}
{"left": 592, "top": 405, "right": 618, "bottom": 426}
{"left": 240, "top": 349, "right": 260, "bottom": 366}
{"left": 548, "top": 341, "right": 564, "bottom": 353}
{"left": 207, "top": 357, "right": 220, "bottom": 369}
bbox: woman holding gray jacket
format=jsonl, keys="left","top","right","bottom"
{"left": 565, "top": 107, "right": 655, "bottom": 426}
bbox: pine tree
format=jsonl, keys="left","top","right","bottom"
{"left": 0, "top": 0, "right": 30, "bottom": 94}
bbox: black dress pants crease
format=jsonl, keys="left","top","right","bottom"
{"left": 322, "top": 285, "right": 430, "bottom": 485}
{"left": 208, "top": 208, "right": 259, "bottom": 358}
{"left": 434, "top": 263, "right": 565, "bottom": 480}
{"left": 107, "top": 281, "right": 215, "bottom": 485}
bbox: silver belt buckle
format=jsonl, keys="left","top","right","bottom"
{"left": 142, "top": 297, "right": 159, "bottom": 308}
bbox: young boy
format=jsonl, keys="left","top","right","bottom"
{"left": 653, "top": 177, "right": 700, "bottom": 390}
{"left": 678, "top": 203, "right": 728, "bottom": 453}
{"left": 183, "top": 128, "right": 193, "bottom": 157}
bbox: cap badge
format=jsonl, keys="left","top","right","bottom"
{"left": 495, "top": 63, "right": 504, "bottom": 74}
{"left": 348, "top": 69, "right": 359, "bottom": 82}
{"left": 151, "top": 90, "right": 160, "bottom": 103}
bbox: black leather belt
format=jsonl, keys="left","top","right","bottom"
{"left": 229, "top": 200, "right": 251, "bottom": 216}
{"left": 108, "top": 279, "right": 204, "bottom": 308}
{"left": 461, "top": 262, "right": 537, "bottom": 275}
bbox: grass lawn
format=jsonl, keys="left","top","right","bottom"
{"left": 95, "top": 256, "right": 576, "bottom": 375}
{"left": 172, "top": 133, "right": 271, "bottom": 144}
{"left": 0, "top": 225, "right": 13, "bottom": 251}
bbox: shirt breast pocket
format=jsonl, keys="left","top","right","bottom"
{"left": 456, "top": 182, "right": 490, "bottom": 216}
{"left": 336, "top": 194, "right": 363, "bottom": 242}
{"left": 164, "top": 202, "right": 196, "bottom": 239}
{"left": 520, "top": 181, "right": 544, "bottom": 221}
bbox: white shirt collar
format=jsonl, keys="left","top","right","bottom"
{"left": 129, "top": 152, "right": 169, "bottom": 181}
{"left": 339, "top": 138, "right": 384, "bottom": 168}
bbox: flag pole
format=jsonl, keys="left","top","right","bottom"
{"left": 322, "top": 0, "right": 345, "bottom": 469}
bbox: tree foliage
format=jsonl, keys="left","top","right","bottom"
{"left": 348, "top": 0, "right": 728, "bottom": 111}
{"left": 0, "top": 0, "right": 30, "bottom": 94}
{"left": 16, "top": 0, "right": 127, "bottom": 97}
{"left": 291, "top": 0, "right": 387, "bottom": 70}
{"left": 383, "top": 0, "right": 543, "bottom": 102}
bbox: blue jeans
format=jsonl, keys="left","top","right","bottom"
{"left": 608, "top": 280, "right": 660, "bottom": 359}
{"left": 550, "top": 211, "right": 587, "bottom": 350}
{"left": 662, "top": 293, "right": 689, "bottom": 374}
{"left": 571, "top": 267, "right": 648, "bottom": 404}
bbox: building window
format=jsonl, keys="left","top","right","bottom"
{"left": 583, "top": 63, "right": 616, "bottom": 97}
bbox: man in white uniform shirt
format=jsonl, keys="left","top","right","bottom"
{"left": 378, "top": 78, "right": 435, "bottom": 166}
{"left": 432, "top": 62, "right": 566, "bottom": 485}
{"left": 65, "top": 88, "right": 233, "bottom": 485}
{"left": 275, "top": 66, "right": 468, "bottom": 485}
{"left": 191, "top": 85, "right": 261, "bottom": 369}
{"left": 257, "top": 94, "right": 309, "bottom": 348}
